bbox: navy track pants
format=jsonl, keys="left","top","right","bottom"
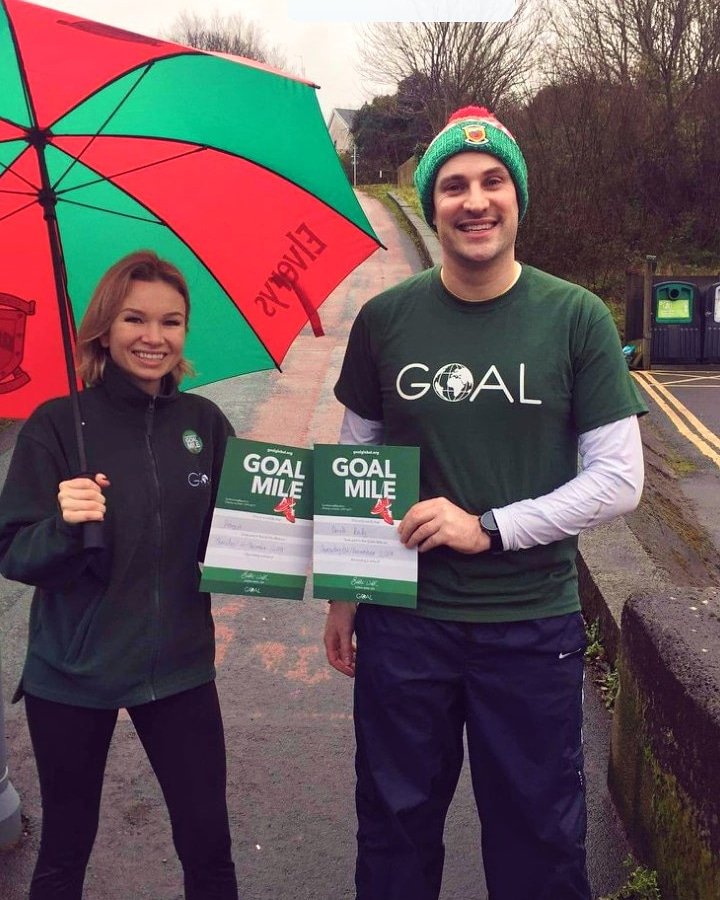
{"left": 353, "top": 604, "right": 591, "bottom": 900}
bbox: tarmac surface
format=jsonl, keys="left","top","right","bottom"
{"left": 633, "top": 368, "right": 720, "bottom": 467}
{"left": 629, "top": 368, "right": 720, "bottom": 576}
{"left": 0, "top": 194, "right": 654, "bottom": 899}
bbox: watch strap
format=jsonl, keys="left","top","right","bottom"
{"left": 479, "top": 510, "right": 504, "bottom": 554}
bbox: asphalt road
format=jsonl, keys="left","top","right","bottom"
{"left": 0, "top": 195, "right": 632, "bottom": 899}
{"left": 643, "top": 368, "right": 720, "bottom": 436}
{"left": 632, "top": 366, "right": 720, "bottom": 554}
{"left": 634, "top": 368, "right": 720, "bottom": 449}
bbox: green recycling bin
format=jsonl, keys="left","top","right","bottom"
{"left": 651, "top": 281, "right": 702, "bottom": 362}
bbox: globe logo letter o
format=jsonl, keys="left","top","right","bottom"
{"left": 432, "top": 364, "right": 474, "bottom": 402}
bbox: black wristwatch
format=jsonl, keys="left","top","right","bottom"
{"left": 479, "top": 511, "right": 504, "bottom": 554}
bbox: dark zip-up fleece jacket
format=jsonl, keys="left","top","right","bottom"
{"left": 0, "top": 360, "right": 234, "bottom": 708}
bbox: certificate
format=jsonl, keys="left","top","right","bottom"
{"left": 200, "top": 438, "right": 313, "bottom": 600}
{"left": 312, "top": 444, "right": 419, "bottom": 608}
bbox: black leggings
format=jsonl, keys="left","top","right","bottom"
{"left": 25, "top": 682, "right": 238, "bottom": 900}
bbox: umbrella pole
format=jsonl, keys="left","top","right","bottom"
{"left": 31, "top": 132, "right": 104, "bottom": 550}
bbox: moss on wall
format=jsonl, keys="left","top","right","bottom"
{"left": 609, "top": 664, "right": 720, "bottom": 900}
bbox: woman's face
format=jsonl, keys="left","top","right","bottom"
{"left": 100, "top": 279, "right": 187, "bottom": 395}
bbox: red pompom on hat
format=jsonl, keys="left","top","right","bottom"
{"left": 447, "top": 106, "right": 493, "bottom": 122}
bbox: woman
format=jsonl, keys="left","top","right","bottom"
{"left": 0, "top": 251, "right": 238, "bottom": 899}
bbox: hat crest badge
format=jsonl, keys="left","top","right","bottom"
{"left": 462, "top": 124, "right": 488, "bottom": 145}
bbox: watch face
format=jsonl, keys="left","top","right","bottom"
{"left": 480, "top": 512, "right": 497, "bottom": 533}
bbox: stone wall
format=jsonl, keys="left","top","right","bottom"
{"left": 606, "top": 589, "right": 720, "bottom": 900}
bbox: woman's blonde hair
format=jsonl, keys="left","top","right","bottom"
{"left": 76, "top": 250, "right": 194, "bottom": 387}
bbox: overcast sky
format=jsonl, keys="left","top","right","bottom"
{"left": 28, "top": 1, "right": 384, "bottom": 119}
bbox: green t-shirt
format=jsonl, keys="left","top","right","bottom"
{"left": 334, "top": 264, "right": 647, "bottom": 623}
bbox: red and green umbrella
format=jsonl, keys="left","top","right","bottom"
{"left": 0, "top": 0, "right": 381, "bottom": 429}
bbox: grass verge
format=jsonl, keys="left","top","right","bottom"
{"left": 584, "top": 618, "right": 620, "bottom": 710}
{"left": 600, "top": 855, "right": 661, "bottom": 899}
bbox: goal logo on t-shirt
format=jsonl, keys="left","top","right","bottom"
{"left": 395, "top": 362, "right": 542, "bottom": 405}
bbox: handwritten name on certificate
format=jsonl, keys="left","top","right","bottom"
{"left": 201, "top": 438, "right": 313, "bottom": 600}
{"left": 313, "top": 444, "right": 419, "bottom": 608}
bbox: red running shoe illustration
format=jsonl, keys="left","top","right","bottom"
{"left": 273, "top": 496, "right": 296, "bottom": 523}
{"left": 370, "top": 497, "right": 394, "bottom": 525}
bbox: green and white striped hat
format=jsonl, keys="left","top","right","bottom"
{"left": 414, "top": 106, "right": 529, "bottom": 227}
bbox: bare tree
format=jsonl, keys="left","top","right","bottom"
{"left": 547, "top": 0, "right": 720, "bottom": 113}
{"left": 633, "top": 0, "right": 720, "bottom": 113}
{"left": 167, "top": 10, "right": 288, "bottom": 70}
{"left": 516, "top": 75, "right": 649, "bottom": 287}
{"left": 544, "top": 0, "right": 637, "bottom": 84}
{"left": 357, "top": 5, "right": 544, "bottom": 133}
{"left": 540, "top": 0, "right": 720, "bottom": 239}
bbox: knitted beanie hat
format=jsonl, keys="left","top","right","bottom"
{"left": 414, "top": 106, "right": 529, "bottom": 226}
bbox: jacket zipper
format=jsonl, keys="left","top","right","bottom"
{"left": 145, "top": 397, "right": 162, "bottom": 701}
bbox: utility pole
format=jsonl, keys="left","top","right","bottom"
{"left": 352, "top": 144, "right": 357, "bottom": 188}
{"left": 641, "top": 255, "right": 657, "bottom": 370}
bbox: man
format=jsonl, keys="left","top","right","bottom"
{"left": 324, "top": 106, "right": 646, "bottom": 900}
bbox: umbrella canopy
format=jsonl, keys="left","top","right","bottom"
{"left": 0, "top": 0, "right": 381, "bottom": 419}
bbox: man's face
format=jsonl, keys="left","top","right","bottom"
{"left": 432, "top": 151, "right": 519, "bottom": 274}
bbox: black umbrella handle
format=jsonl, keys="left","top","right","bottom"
{"left": 74, "top": 472, "right": 106, "bottom": 552}
{"left": 83, "top": 521, "right": 105, "bottom": 551}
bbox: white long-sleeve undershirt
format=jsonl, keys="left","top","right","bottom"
{"left": 339, "top": 407, "right": 644, "bottom": 551}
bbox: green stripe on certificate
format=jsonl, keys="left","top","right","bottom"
{"left": 313, "top": 573, "right": 417, "bottom": 607}
{"left": 201, "top": 567, "right": 306, "bottom": 600}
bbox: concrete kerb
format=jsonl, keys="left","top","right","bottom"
{"left": 386, "top": 189, "right": 720, "bottom": 896}
{"left": 386, "top": 192, "right": 442, "bottom": 268}
{"left": 578, "top": 521, "right": 665, "bottom": 664}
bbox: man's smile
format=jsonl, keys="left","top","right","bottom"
{"left": 457, "top": 220, "right": 496, "bottom": 233}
